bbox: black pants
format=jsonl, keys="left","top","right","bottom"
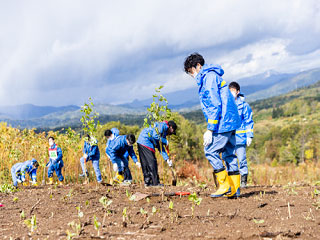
{"left": 138, "top": 144, "right": 160, "bottom": 186}
{"left": 124, "top": 167, "right": 132, "bottom": 181}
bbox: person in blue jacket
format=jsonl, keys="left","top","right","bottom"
{"left": 229, "top": 82, "right": 254, "bottom": 188}
{"left": 47, "top": 136, "right": 64, "bottom": 185}
{"left": 11, "top": 158, "right": 39, "bottom": 187}
{"left": 184, "top": 53, "right": 241, "bottom": 198}
{"left": 106, "top": 134, "right": 140, "bottom": 184}
{"left": 105, "top": 129, "right": 141, "bottom": 184}
{"left": 79, "top": 135, "right": 102, "bottom": 183}
{"left": 137, "top": 120, "right": 177, "bottom": 186}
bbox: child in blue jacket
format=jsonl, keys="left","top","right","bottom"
{"left": 79, "top": 135, "right": 102, "bottom": 183}
{"left": 137, "top": 121, "right": 177, "bottom": 186}
{"left": 105, "top": 129, "right": 141, "bottom": 184}
{"left": 106, "top": 134, "right": 140, "bottom": 184}
{"left": 47, "top": 136, "right": 64, "bottom": 185}
{"left": 11, "top": 158, "right": 39, "bottom": 187}
{"left": 229, "top": 82, "right": 254, "bottom": 188}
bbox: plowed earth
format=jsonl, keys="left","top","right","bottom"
{"left": 1, "top": 183, "right": 320, "bottom": 239}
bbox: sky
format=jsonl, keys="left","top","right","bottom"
{"left": 0, "top": 0, "right": 320, "bottom": 106}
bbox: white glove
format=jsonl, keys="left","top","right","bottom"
{"left": 112, "top": 163, "right": 118, "bottom": 172}
{"left": 83, "top": 153, "right": 88, "bottom": 159}
{"left": 17, "top": 179, "right": 22, "bottom": 183}
{"left": 246, "top": 137, "right": 253, "bottom": 147}
{"left": 167, "top": 159, "right": 173, "bottom": 167}
{"left": 135, "top": 162, "right": 141, "bottom": 168}
{"left": 203, "top": 130, "right": 213, "bottom": 147}
{"left": 30, "top": 180, "right": 37, "bottom": 185}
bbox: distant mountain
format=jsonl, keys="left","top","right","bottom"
{"left": 120, "top": 68, "right": 317, "bottom": 109}
{"left": 246, "top": 68, "right": 320, "bottom": 101}
{"left": 1, "top": 67, "right": 319, "bottom": 129}
{"left": 0, "top": 104, "right": 79, "bottom": 120}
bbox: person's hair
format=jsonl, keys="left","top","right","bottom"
{"left": 33, "top": 161, "right": 39, "bottom": 168}
{"left": 86, "top": 134, "right": 91, "bottom": 140}
{"left": 184, "top": 53, "right": 205, "bottom": 73}
{"left": 168, "top": 120, "right": 177, "bottom": 133}
{"left": 229, "top": 82, "right": 240, "bottom": 92}
{"left": 48, "top": 136, "right": 55, "bottom": 141}
{"left": 104, "top": 129, "right": 113, "bottom": 137}
{"left": 126, "top": 134, "right": 136, "bottom": 145}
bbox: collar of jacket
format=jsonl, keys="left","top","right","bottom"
{"left": 195, "top": 64, "right": 224, "bottom": 87}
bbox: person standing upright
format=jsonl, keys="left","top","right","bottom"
{"left": 229, "top": 82, "right": 254, "bottom": 188}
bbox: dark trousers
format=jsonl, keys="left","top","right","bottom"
{"left": 138, "top": 144, "right": 160, "bottom": 186}
{"left": 124, "top": 167, "right": 132, "bottom": 181}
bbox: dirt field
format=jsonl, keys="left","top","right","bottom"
{"left": 1, "top": 182, "right": 320, "bottom": 239}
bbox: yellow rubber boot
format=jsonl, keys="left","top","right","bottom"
{"left": 48, "top": 177, "right": 54, "bottom": 185}
{"left": 210, "top": 170, "right": 231, "bottom": 198}
{"left": 113, "top": 172, "right": 124, "bottom": 184}
{"left": 226, "top": 174, "right": 241, "bottom": 198}
{"left": 23, "top": 182, "right": 28, "bottom": 186}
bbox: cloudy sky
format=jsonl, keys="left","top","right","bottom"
{"left": 0, "top": 0, "right": 320, "bottom": 106}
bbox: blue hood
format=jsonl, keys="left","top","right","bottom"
{"left": 196, "top": 64, "right": 224, "bottom": 86}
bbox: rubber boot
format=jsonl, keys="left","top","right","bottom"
{"left": 113, "top": 172, "right": 124, "bottom": 184}
{"left": 59, "top": 181, "right": 64, "bottom": 186}
{"left": 226, "top": 172, "right": 241, "bottom": 198}
{"left": 241, "top": 174, "right": 248, "bottom": 188}
{"left": 48, "top": 177, "right": 54, "bottom": 185}
{"left": 210, "top": 169, "right": 231, "bottom": 198}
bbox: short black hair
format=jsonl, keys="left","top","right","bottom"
{"left": 126, "top": 134, "right": 136, "bottom": 145}
{"left": 33, "top": 161, "right": 39, "bottom": 168}
{"left": 184, "top": 53, "right": 205, "bottom": 73}
{"left": 229, "top": 82, "right": 240, "bottom": 92}
{"left": 48, "top": 136, "right": 55, "bottom": 141}
{"left": 104, "top": 129, "right": 113, "bottom": 137}
{"left": 168, "top": 120, "right": 177, "bottom": 134}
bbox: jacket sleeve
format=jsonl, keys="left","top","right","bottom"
{"left": 20, "top": 163, "right": 29, "bottom": 182}
{"left": 156, "top": 142, "right": 169, "bottom": 161}
{"left": 200, "top": 72, "right": 222, "bottom": 131}
{"left": 123, "top": 151, "right": 129, "bottom": 159}
{"left": 127, "top": 147, "right": 138, "bottom": 163}
{"left": 243, "top": 102, "right": 254, "bottom": 138}
{"left": 88, "top": 145, "right": 98, "bottom": 159}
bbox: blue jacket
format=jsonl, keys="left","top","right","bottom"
{"left": 105, "top": 128, "right": 120, "bottom": 157}
{"left": 235, "top": 94, "right": 254, "bottom": 145}
{"left": 12, "top": 159, "right": 38, "bottom": 182}
{"left": 83, "top": 140, "right": 100, "bottom": 160}
{"left": 48, "top": 143, "right": 63, "bottom": 165}
{"left": 107, "top": 135, "right": 138, "bottom": 163}
{"left": 195, "top": 64, "right": 241, "bottom": 133}
{"left": 137, "top": 122, "right": 169, "bottom": 161}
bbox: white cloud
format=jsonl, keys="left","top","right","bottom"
{"left": 0, "top": 0, "right": 319, "bottom": 106}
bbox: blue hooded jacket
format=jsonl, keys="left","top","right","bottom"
{"left": 235, "top": 94, "right": 254, "bottom": 145}
{"left": 105, "top": 128, "right": 120, "bottom": 157}
{"left": 137, "top": 122, "right": 169, "bottom": 161}
{"left": 195, "top": 64, "right": 241, "bottom": 133}
{"left": 83, "top": 139, "right": 100, "bottom": 160}
{"left": 48, "top": 143, "right": 63, "bottom": 165}
{"left": 107, "top": 135, "right": 138, "bottom": 164}
{"left": 12, "top": 159, "right": 38, "bottom": 182}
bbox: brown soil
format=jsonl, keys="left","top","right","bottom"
{"left": 1, "top": 183, "right": 320, "bottom": 239}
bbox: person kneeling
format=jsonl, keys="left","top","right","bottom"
{"left": 11, "top": 158, "right": 39, "bottom": 187}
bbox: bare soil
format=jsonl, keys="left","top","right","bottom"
{"left": 1, "top": 183, "right": 320, "bottom": 239}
